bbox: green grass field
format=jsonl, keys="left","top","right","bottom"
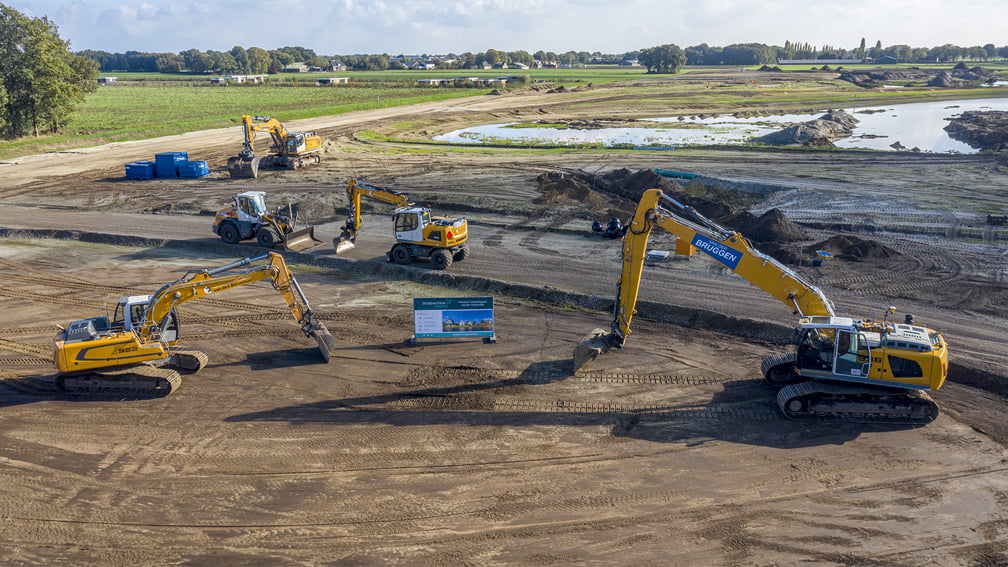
{"left": 1, "top": 64, "right": 1003, "bottom": 161}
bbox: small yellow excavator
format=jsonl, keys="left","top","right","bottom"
{"left": 333, "top": 178, "right": 470, "bottom": 270}
{"left": 575, "top": 188, "right": 949, "bottom": 424}
{"left": 212, "top": 190, "right": 323, "bottom": 252}
{"left": 53, "top": 252, "right": 334, "bottom": 397}
{"left": 227, "top": 115, "right": 324, "bottom": 179}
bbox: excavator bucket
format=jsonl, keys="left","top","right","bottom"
{"left": 283, "top": 226, "right": 323, "bottom": 252}
{"left": 227, "top": 155, "right": 260, "bottom": 179}
{"left": 572, "top": 328, "right": 612, "bottom": 373}
{"left": 312, "top": 322, "right": 335, "bottom": 363}
{"left": 332, "top": 230, "right": 356, "bottom": 255}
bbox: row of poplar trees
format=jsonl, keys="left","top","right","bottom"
{"left": 0, "top": 4, "right": 98, "bottom": 138}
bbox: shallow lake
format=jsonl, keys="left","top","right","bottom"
{"left": 433, "top": 97, "right": 1008, "bottom": 153}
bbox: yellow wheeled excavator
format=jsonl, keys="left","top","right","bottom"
{"left": 53, "top": 252, "right": 334, "bottom": 397}
{"left": 575, "top": 188, "right": 949, "bottom": 424}
{"left": 227, "top": 115, "right": 324, "bottom": 179}
{"left": 212, "top": 190, "right": 323, "bottom": 252}
{"left": 333, "top": 178, "right": 470, "bottom": 270}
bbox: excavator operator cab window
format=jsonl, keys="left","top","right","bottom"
{"left": 420, "top": 210, "right": 432, "bottom": 229}
{"left": 395, "top": 212, "right": 419, "bottom": 233}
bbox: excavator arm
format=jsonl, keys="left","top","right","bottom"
{"left": 575, "top": 188, "right": 835, "bottom": 370}
{"left": 140, "top": 252, "right": 333, "bottom": 362}
{"left": 334, "top": 178, "right": 413, "bottom": 254}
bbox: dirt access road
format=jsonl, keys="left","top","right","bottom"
{"left": 2, "top": 75, "right": 1008, "bottom": 565}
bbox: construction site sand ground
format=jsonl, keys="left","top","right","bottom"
{"left": 1, "top": 73, "right": 1008, "bottom": 565}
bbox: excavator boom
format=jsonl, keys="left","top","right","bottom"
{"left": 334, "top": 178, "right": 412, "bottom": 254}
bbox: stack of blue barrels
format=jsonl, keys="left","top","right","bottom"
{"left": 125, "top": 151, "right": 211, "bottom": 179}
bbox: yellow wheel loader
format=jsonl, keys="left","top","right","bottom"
{"left": 53, "top": 252, "right": 334, "bottom": 397}
{"left": 227, "top": 115, "right": 323, "bottom": 179}
{"left": 212, "top": 190, "right": 323, "bottom": 252}
{"left": 333, "top": 178, "right": 469, "bottom": 270}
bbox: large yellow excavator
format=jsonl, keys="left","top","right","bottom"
{"left": 53, "top": 252, "right": 334, "bottom": 397}
{"left": 227, "top": 115, "right": 324, "bottom": 179}
{"left": 575, "top": 188, "right": 949, "bottom": 424}
{"left": 333, "top": 178, "right": 470, "bottom": 270}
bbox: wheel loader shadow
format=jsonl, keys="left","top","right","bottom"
{"left": 225, "top": 361, "right": 923, "bottom": 448}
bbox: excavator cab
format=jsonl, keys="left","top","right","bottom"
{"left": 393, "top": 207, "right": 429, "bottom": 244}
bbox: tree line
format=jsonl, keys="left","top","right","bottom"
{"left": 0, "top": 4, "right": 97, "bottom": 138}
{"left": 78, "top": 40, "right": 1008, "bottom": 78}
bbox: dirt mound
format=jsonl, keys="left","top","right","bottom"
{"left": 752, "top": 110, "right": 859, "bottom": 147}
{"left": 744, "top": 209, "right": 807, "bottom": 243}
{"left": 943, "top": 110, "right": 1008, "bottom": 151}
{"left": 838, "top": 66, "right": 996, "bottom": 88}
{"left": 809, "top": 234, "right": 901, "bottom": 261}
{"left": 533, "top": 173, "right": 611, "bottom": 210}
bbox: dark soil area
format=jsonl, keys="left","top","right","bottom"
{"left": 944, "top": 110, "right": 1008, "bottom": 151}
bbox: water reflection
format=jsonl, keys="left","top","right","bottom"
{"left": 434, "top": 97, "right": 1008, "bottom": 153}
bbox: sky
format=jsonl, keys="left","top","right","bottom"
{"left": 11, "top": 0, "right": 1008, "bottom": 56}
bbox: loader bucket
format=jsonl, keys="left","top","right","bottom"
{"left": 227, "top": 155, "right": 260, "bottom": 179}
{"left": 332, "top": 230, "right": 356, "bottom": 255}
{"left": 573, "top": 328, "right": 612, "bottom": 373}
{"left": 283, "top": 226, "right": 323, "bottom": 252}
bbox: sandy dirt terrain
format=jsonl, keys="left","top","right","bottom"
{"left": 1, "top": 76, "right": 1008, "bottom": 565}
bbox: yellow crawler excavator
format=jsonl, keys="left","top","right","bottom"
{"left": 53, "top": 252, "right": 334, "bottom": 397}
{"left": 333, "top": 178, "right": 470, "bottom": 270}
{"left": 575, "top": 188, "right": 949, "bottom": 424}
{"left": 227, "top": 115, "right": 324, "bottom": 179}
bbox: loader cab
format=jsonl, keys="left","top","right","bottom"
{"left": 393, "top": 206, "right": 430, "bottom": 244}
{"left": 235, "top": 191, "right": 268, "bottom": 220}
{"left": 112, "top": 295, "right": 178, "bottom": 343}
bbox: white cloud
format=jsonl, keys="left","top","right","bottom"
{"left": 10, "top": 0, "right": 1008, "bottom": 55}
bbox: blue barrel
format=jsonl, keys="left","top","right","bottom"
{"left": 155, "top": 152, "right": 188, "bottom": 178}
{"left": 178, "top": 160, "right": 210, "bottom": 178}
{"left": 125, "top": 161, "right": 156, "bottom": 179}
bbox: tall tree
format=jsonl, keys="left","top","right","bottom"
{"left": 638, "top": 44, "right": 686, "bottom": 73}
{"left": 0, "top": 4, "right": 97, "bottom": 138}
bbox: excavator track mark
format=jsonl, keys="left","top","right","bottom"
{"left": 56, "top": 365, "right": 181, "bottom": 398}
{"left": 777, "top": 380, "right": 938, "bottom": 425}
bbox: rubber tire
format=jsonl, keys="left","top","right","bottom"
{"left": 431, "top": 249, "right": 453, "bottom": 270}
{"left": 256, "top": 228, "right": 276, "bottom": 248}
{"left": 452, "top": 245, "right": 470, "bottom": 262}
{"left": 218, "top": 222, "right": 241, "bottom": 244}
{"left": 390, "top": 244, "right": 412, "bottom": 265}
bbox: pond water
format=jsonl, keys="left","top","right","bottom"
{"left": 433, "top": 97, "right": 1008, "bottom": 153}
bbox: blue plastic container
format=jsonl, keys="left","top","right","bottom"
{"left": 125, "top": 161, "right": 156, "bottom": 179}
{"left": 155, "top": 152, "right": 188, "bottom": 178}
{"left": 178, "top": 160, "right": 210, "bottom": 178}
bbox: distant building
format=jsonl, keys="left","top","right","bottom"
{"left": 97, "top": 77, "right": 117, "bottom": 85}
{"left": 282, "top": 63, "right": 308, "bottom": 73}
{"left": 317, "top": 77, "right": 349, "bottom": 85}
{"left": 875, "top": 56, "right": 898, "bottom": 65}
